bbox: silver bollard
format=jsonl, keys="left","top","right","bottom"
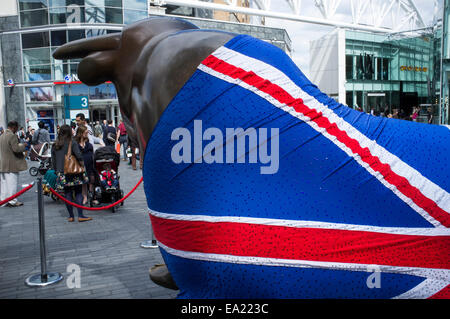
{"left": 140, "top": 221, "right": 158, "bottom": 248}
{"left": 25, "top": 177, "right": 63, "bottom": 287}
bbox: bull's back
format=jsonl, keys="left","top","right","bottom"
{"left": 143, "top": 35, "right": 450, "bottom": 298}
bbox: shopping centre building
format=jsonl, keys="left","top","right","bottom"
{"left": 309, "top": 2, "right": 450, "bottom": 124}
{"left": 0, "top": 0, "right": 291, "bottom": 138}
{"left": 0, "top": 1, "right": 449, "bottom": 136}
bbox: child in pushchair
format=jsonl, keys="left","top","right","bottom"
{"left": 91, "top": 146, "right": 124, "bottom": 212}
{"left": 100, "top": 162, "right": 119, "bottom": 190}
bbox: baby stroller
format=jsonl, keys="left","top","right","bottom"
{"left": 29, "top": 142, "right": 52, "bottom": 176}
{"left": 91, "top": 146, "right": 124, "bottom": 213}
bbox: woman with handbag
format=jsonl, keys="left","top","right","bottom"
{"left": 75, "top": 125, "right": 96, "bottom": 205}
{"left": 51, "top": 125, "right": 92, "bottom": 222}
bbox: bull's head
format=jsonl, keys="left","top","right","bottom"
{"left": 53, "top": 17, "right": 198, "bottom": 148}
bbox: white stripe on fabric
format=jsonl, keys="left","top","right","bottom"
{"left": 200, "top": 47, "right": 450, "bottom": 225}
{"left": 392, "top": 278, "right": 449, "bottom": 299}
{"left": 149, "top": 209, "right": 450, "bottom": 237}
{"left": 157, "top": 241, "right": 450, "bottom": 299}
{"left": 198, "top": 64, "right": 445, "bottom": 228}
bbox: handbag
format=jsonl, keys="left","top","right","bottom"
{"left": 64, "top": 141, "right": 85, "bottom": 175}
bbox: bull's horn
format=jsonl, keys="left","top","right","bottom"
{"left": 53, "top": 33, "right": 121, "bottom": 60}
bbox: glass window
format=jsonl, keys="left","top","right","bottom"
{"left": 124, "top": 0, "right": 146, "bottom": 10}
{"left": 70, "top": 84, "right": 89, "bottom": 96}
{"left": 49, "top": 0, "right": 64, "bottom": 6}
{"left": 89, "top": 84, "right": 107, "bottom": 99}
{"left": 346, "top": 55, "right": 353, "bottom": 80}
{"left": 108, "top": 84, "right": 117, "bottom": 99}
{"left": 22, "top": 32, "right": 50, "bottom": 49}
{"left": 49, "top": 0, "right": 85, "bottom": 6}
{"left": 51, "top": 30, "right": 67, "bottom": 46}
{"left": 52, "top": 62, "right": 69, "bottom": 80}
{"left": 85, "top": 0, "right": 105, "bottom": 6}
{"left": 105, "top": 0, "right": 122, "bottom": 7}
{"left": 105, "top": 7, "right": 123, "bottom": 24}
{"left": 50, "top": 7, "right": 66, "bottom": 24}
{"left": 85, "top": 6, "right": 106, "bottom": 23}
{"left": 69, "top": 63, "right": 79, "bottom": 75}
{"left": 67, "top": 0, "right": 85, "bottom": 5}
{"left": 382, "top": 58, "right": 389, "bottom": 80}
{"left": 68, "top": 29, "right": 85, "bottom": 41}
{"left": 346, "top": 91, "right": 353, "bottom": 107}
{"left": 24, "top": 64, "right": 52, "bottom": 81}
{"left": 26, "top": 87, "right": 54, "bottom": 102}
{"left": 23, "top": 48, "right": 51, "bottom": 66}
{"left": 19, "top": 0, "right": 48, "bottom": 10}
{"left": 86, "top": 29, "right": 107, "bottom": 38}
{"left": 20, "top": 9, "right": 49, "bottom": 27}
{"left": 66, "top": 3, "right": 85, "bottom": 23}
{"left": 124, "top": 9, "right": 147, "bottom": 24}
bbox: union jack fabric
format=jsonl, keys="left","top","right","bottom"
{"left": 143, "top": 34, "right": 450, "bottom": 299}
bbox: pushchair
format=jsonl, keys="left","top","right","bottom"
{"left": 91, "top": 146, "right": 124, "bottom": 212}
{"left": 29, "top": 142, "right": 52, "bottom": 176}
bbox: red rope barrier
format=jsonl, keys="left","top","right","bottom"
{"left": 49, "top": 177, "right": 143, "bottom": 211}
{"left": 0, "top": 182, "right": 35, "bottom": 206}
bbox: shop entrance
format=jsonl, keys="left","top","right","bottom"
{"left": 400, "top": 92, "right": 418, "bottom": 117}
{"left": 91, "top": 108, "right": 107, "bottom": 123}
{"left": 366, "top": 93, "right": 387, "bottom": 114}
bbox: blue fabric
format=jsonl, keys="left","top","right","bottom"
{"left": 143, "top": 34, "right": 449, "bottom": 298}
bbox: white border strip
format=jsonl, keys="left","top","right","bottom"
{"left": 205, "top": 46, "right": 450, "bottom": 223}
{"left": 149, "top": 209, "right": 450, "bottom": 237}
{"left": 158, "top": 241, "right": 450, "bottom": 299}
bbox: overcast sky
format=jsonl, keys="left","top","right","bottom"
{"left": 265, "top": 0, "right": 440, "bottom": 77}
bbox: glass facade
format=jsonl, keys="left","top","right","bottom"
{"left": 345, "top": 30, "right": 435, "bottom": 117}
{"left": 16, "top": 0, "right": 148, "bottom": 129}
{"left": 18, "top": 0, "right": 148, "bottom": 27}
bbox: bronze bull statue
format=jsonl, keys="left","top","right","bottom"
{"left": 54, "top": 17, "right": 450, "bottom": 299}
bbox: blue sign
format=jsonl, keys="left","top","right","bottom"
{"left": 64, "top": 96, "right": 89, "bottom": 120}
{"left": 64, "top": 96, "right": 89, "bottom": 109}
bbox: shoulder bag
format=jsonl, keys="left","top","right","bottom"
{"left": 64, "top": 141, "right": 85, "bottom": 175}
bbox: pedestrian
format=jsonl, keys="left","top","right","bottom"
{"left": 0, "top": 126, "right": 4, "bottom": 136}
{"left": 25, "top": 126, "right": 33, "bottom": 159}
{"left": 51, "top": 124, "right": 92, "bottom": 222}
{"left": 117, "top": 119, "right": 128, "bottom": 161}
{"left": 94, "top": 121, "right": 103, "bottom": 138}
{"left": 392, "top": 109, "right": 399, "bottom": 119}
{"left": 32, "top": 121, "right": 51, "bottom": 145}
{"left": 0, "top": 121, "right": 27, "bottom": 207}
{"left": 127, "top": 135, "right": 142, "bottom": 170}
{"left": 75, "top": 113, "right": 104, "bottom": 146}
{"left": 75, "top": 125, "right": 95, "bottom": 205}
{"left": 17, "top": 127, "right": 26, "bottom": 143}
{"left": 411, "top": 106, "right": 419, "bottom": 122}
{"left": 103, "top": 119, "right": 117, "bottom": 148}
{"left": 427, "top": 107, "right": 434, "bottom": 124}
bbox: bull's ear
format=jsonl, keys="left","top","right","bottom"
{"left": 53, "top": 33, "right": 121, "bottom": 60}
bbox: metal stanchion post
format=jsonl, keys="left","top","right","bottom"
{"left": 140, "top": 221, "right": 158, "bottom": 248}
{"left": 25, "top": 177, "right": 63, "bottom": 287}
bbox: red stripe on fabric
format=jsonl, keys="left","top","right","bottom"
{"left": 202, "top": 55, "right": 450, "bottom": 227}
{"left": 428, "top": 285, "right": 450, "bottom": 299}
{"left": 150, "top": 215, "right": 450, "bottom": 270}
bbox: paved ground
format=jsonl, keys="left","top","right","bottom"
{"left": 0, "top": 156, "right": 179, "bottom": 299}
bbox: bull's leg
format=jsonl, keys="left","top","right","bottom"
{"left": 149, "top": 264, "right": 178, "bottom": 290}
